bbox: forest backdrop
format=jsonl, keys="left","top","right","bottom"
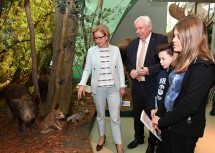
{"left": 0, "top": 0, "right": 134, "bottom": 116}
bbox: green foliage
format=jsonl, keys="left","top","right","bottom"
{"left": 28, "top": 86, "right": 34, "bottom": 94}
{"left": 0, "top": 0, "right": 54, "bottom": 84}
{"left": 72, "top": 0, "right": 130, "bottom": 80}
{"left": 0, "top": 0, "right": 132, "bottom": 84}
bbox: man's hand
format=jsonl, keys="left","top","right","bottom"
{"left": 137, "top": 67, "right": 149, "bottom": 76}
{"left": 130, "top": 69, "right": 139, "bottom": 79}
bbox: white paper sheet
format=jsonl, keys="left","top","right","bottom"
{"left": 140, "top": 110, "right": 162, "bottom": 141}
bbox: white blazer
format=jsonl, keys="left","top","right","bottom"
{"left": 79, "top": 44, "right": 126, "bottom": 94}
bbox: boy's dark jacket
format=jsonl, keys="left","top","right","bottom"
{"left": 150, "top": 69, "right": 171, "bottom": 117}
{"left": 158, "top": 57, "right": 215, "bottom": 138}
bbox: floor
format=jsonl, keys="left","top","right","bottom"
{"left": 90, "top": 100, "right": 215, "bottom": 153}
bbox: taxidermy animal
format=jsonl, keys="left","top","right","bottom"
{"left": 4, "top": 85, "right": 39, "bottom": 132}
{"left": 40, "top": 108, "right": 65, "bottom": 133}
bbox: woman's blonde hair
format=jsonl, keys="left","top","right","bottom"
{"left": 172, "top": 15, "right": 215, "bottom": 73}
{"left": 91, "top": 24, "right": 110, "bottom": 42}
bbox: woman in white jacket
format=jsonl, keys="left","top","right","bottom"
{"left": 78, "top": 24, "right": 125, "bottom": 153}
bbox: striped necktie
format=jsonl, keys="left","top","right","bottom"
{"left": 137, "top": 41, "right": 146, "bottom": 82}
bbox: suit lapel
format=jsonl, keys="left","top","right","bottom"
{"left": 133, "top": 39, "right": 139, "bottom": 68}
{"left": 95, "top": 46, "right": 101, "bottom": 69}
{"left": 145, "top": 33, "right": 155, "bottom": 64}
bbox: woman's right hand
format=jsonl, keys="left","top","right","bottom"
{"left": 78, "top": 85, "right": 85, "bottom": 100}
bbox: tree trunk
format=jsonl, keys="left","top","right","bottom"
{"left": 24, "top": 0, "right": 41, "bottom": 100}
{"left": 97, "top": 0, "right": 103, "bottom": 25}
{"left": 0, "top": 0, "right": 5, "bottom": 17}
{"left": 45, "top": 0, "right": 78, "bottom": 115}
{"left": 80, "top": 0, "right": 89, "bottom": 51}
{"left": 82, "top": 0, "right": 103, "bottom": 68}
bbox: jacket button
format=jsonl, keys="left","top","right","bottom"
{"left": 94, "top": 68, "right": 95, "bottom": 70}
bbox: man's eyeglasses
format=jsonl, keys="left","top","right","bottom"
{"left": 94, "top": 35, "right": 105, "bottom": 40}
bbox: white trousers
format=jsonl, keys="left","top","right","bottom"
{"left": 92, "top": 86, "right": 122, "bottom": 144}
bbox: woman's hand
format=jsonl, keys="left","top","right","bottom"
{"left": 153, "top": 124, "right": 161, "bottom": 134}
{"left": 152, "top": 115, "right": 161, "bottom": 133}
{"left": 120, "top": 88, "right": 125, "bottom": 96}
{"left": 78, "top": 85, "right": 85, "bottom": 99}
{"left": 152, "top": 115, "right": 160, "bottom": 125}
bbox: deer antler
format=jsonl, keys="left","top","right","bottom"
{"left": 169, "top": 2, "right": 186, "bottom": 20}
{"left": 166, "top": 2, "right": 214, "bottom": 43}
{"left": 169, "top": 2, "right": 214, "bottom": 25}
{"left": 197, "top": 11, "right": 215, "bottom": 27}
{"left": 169, "top": 2, "right": 195, "bottom": 21}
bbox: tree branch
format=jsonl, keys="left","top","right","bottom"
{"left": 0, "top": 39, "right": 30, "bottom": 54}
{"left": 34, "top": 12, "right": 54, "bottom": 28}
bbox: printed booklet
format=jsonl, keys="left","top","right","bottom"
{"left": 140, "top": 110, "right": 162, "bottom": 141}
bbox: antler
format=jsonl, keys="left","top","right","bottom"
{"left": 197, "top": 11, "right": 215, "bottom": 27}
{"left": 169, "top": 3, "right": 185, "bottom": 20}
{"left": 166, "top": 2, "right": 214, "bottom": 42}
{"left": 169, "top": 2, "right": 214, "bottom": 25}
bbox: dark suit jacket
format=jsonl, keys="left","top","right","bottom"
{"left": 126, "top": 32, "right": 168, "bottom": 94}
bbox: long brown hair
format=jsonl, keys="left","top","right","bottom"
{"left": 172, "top": 16, "right": 215, "bottom": 73}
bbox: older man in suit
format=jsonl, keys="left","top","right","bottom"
{"left": 126, "top": 16, "right": 168, "bottom": 153}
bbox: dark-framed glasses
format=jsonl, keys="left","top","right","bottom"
{"left": 94, "top": 35, "right": 105, "bottom": 40}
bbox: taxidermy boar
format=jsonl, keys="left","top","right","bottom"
{"left": 4, "top": 85, "right": 39, "bottom": 132}
{"left": 40, "top": 108, "right": 65, "bottom": 133}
